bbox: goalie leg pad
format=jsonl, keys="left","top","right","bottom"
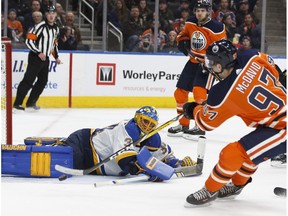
{"left": 137, "top": 146, "right": 174, "bottom": 180}
{"left": 24, "top": 137, "right": 66, "bottom": 146}
{"left": 2, "top": 145, "right": 73, "bottom": 178}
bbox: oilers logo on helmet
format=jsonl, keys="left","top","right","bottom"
{"left": 212, "top": 45, "right": 219, "bottom": 53}
{"left": 191, "top": 31, "right": 206, "bottom": 50}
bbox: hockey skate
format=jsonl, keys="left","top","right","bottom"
{"left": 182, "top": 125, "right": 205, "bottom": 141}
{"left": 271, "top": 153, "right": 286, "bottom": 168}
{"left": 185, "top": 187, "right": 218, "bottom": 207}
{"left": 218, "top": 178, "right": 252, "bottom": 199}
{"left": 167, "top": 124, "right": 189, "bottom": 137}
{"left": 26, "top": 104, "right": 41, "bottom": 112}
{"left": 13, "top": 105, "right": 25, "bottom": 113}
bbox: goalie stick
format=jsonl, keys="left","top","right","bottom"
{"left": 94, "top": 136, "right": 207, "bottom": 187}
{"left": 55, "top": 114, "right": 184, "bottom": 177}
{"left": 274, "top": 187, "right": 286, "bottom": 197}
{"left": 94, "top": 166, "right": 202, "bottom": 187}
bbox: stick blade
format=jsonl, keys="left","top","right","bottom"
{"left": 55, "top": 164, "right": 84, "bottom": 176}
{"left": 174, "top": 165, "right": 202, "bottom": 177}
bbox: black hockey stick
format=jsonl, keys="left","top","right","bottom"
{"left": 194, "top": 136, "right": 206, "bottom": 173}
{"left": 55, "top": 114, "right": 184, "bottom": 177}
{"left": 186, "top": 48, "right": 211, "bottom": 74}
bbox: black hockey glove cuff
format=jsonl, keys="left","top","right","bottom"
{"left": 183, "top": 102, "right": 198, "bottom": 119}
{"left": 200, "top": 63, "right": 210, "bottom": 74}
{"left": 275, "top": 64, "right": 286, "bottom": 88}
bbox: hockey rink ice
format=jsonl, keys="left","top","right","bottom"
{"left": 2, "top": 108, "right": 286, "bottom": 216}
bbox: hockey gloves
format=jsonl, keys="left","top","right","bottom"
{"left": 178, "top": 38, "right": 191, "bottom": 56}
{"left": 118, "top": 160, "right": 144, "bottom": 176}
{"left": 164, "top": 154, "right": 181, "bottom": 168}
{"left": 200, "top": 63, "right": 210, "bottom": 74}
{"left": 183, "top": 102, "right": 198, "bottom": 119}
{"left": 147, "top": 175, "right": 163, "bottom": 182}
{"left": 181, "top": 156, "right": 196, "bottom": 167}
{"left": 164, "top": 154, "right": 196, "bottom": 168}
{"left": 275, "top": 64, "right": 286, "bottom": 88}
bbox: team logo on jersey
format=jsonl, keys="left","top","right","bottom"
{"left": 96, "top": 63, "right": 116, "bottom": 85}
{"left": 191, "top": 31, "right": 206, "bottom": 50}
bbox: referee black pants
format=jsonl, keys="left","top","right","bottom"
{"left": 14, "top": 52, "right": 49, "bottom": 106}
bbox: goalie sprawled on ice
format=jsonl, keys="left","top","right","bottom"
{"left": 2, "top": 106, "right": 197, "bottom": 181}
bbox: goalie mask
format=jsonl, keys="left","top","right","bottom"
{"left": 134, "top": 106, "right": 159, "bottom": 133}
{"left": 205, "top": 39, "right": 237, "bottom": 80}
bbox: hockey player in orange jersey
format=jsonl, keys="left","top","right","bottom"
{"left": 167, "top": 0, "right": 227, "bottom": 140}
{"left": 182, "top": 39, "right": 286, "bottom": 206}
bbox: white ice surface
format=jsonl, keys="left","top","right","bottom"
{"left": 1, "top": 108, "right": 287, "bottom": 216}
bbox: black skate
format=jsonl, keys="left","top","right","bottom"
{"left": 271, "top": 153, "right": 286, "bottom": 168}
{"left": 182, "top": 125, "right": 205, "bottom": 141}
{"left": 13, "top": 105, "right": 25, "bottom": 111}
{"left": 218, "top": 178, "right": 252, "bottom": 199}
{"left": 167, "top": 124, "right": 189, "bottom": 137}
{"left": 185, "top": 187, "right": 218, "bottom": 207}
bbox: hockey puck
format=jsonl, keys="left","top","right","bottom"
{"left": 58, "top": 174, "right": 68, "bottom": 181}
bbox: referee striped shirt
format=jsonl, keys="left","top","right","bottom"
{"left": 25, "top": 20, "right": 59, "bottom": 59}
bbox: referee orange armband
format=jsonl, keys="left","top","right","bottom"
{"left": 26, "top": 33, "right": 38, "bottom": 40}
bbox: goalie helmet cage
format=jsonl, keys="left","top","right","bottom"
{"left": 1, "top": 37, "right": 12, "bottom": 144}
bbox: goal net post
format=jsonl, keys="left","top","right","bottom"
{"left": 1, "top": 37, "right": 13, "bottom": 144}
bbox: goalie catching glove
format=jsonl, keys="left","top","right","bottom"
{"left": 164, "top": 154, "right": 196, "bottom": 168}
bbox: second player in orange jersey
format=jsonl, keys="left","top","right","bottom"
{"left": 168, "top": 0, "right": 227, "bottom": 140}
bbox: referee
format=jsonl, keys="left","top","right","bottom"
{"left": 13, "top": 5, "right": 61, "bottom": 111}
